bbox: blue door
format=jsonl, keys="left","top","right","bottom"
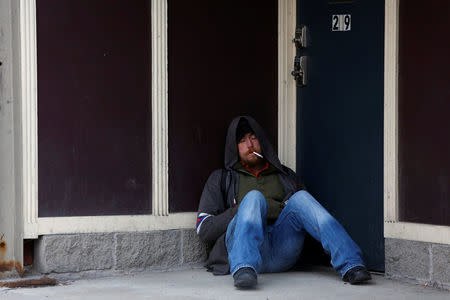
{"left": 296, "top": 0, "right": 385, "bottom": 271}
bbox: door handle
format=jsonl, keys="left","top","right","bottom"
{"left": 291, "top": 56, "right": 307, "bottom": 87}
{"left": 293, "top": 25, "right": 307, "bottom": 49}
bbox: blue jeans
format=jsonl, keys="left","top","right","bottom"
{"left": 226, "top": 190, "right": 365, "bottom": 277}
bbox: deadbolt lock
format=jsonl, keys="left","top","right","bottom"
{"left": 291, "top": 56, "right": 307, "bottom": 87}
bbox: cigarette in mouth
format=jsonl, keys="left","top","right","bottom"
{"left": 253, "top": 151, "right": 263, "bottom": 158}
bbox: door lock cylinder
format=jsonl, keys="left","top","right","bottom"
{"left": 291, "top": 56, "right": 307, "bottom": 87}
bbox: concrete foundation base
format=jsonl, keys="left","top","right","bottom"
{"left": 34, "top": 229, "right": 207, "bottom": 274}
{"left": 385, "top": 238, "right": 450, "bottom": 290}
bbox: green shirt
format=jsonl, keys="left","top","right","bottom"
{"left": 233, "top": 162, "right": 286, "bottom": 222}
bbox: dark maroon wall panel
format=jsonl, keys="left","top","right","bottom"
{"left": 398, "top": 0, "right": 450, "bottom": 226}
{"left": 37, "top": 0, "right": 151, "bottom": 216}
{"left": 168, "top": 0, "right": 278, "bottom": 212}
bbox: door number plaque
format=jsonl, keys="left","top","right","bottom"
{"left": 332, "top": 14, "right": 351, "bottom": 31}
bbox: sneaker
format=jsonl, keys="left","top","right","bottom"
{"left": 343, "top": 266, "right": 372, "bottom": 284}
{"left": 233, "top": 267, "right": 257, "bottom": 288}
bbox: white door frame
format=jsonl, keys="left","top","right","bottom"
{"left": 383, "top": 0, "right": 450, "bottom": 244}
{"left": 14, "top": 0, "right": 296, "bottom": 238}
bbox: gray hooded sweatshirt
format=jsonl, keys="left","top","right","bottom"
{"left": 196, "top": 116, "right": 303, "bottom": 275}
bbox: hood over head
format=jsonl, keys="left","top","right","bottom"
{"left": 235, "top": 118, "right": 254, "bottom": 143}
{"left": 224, "top": 116, "right": 284, "bottom": 173}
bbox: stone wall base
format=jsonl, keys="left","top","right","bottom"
{"left": 385, "top": 238, "right": 450, "bottom": 290}
{"left": 34, "top": 229, "right": 207, "bottom": 274}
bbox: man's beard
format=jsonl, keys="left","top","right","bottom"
{"left": 242, "top": 151, "right": 264, "bottom": 168}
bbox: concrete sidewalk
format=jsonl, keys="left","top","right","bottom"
{"left": 1, "top": 266, "right": 448, "bottom": 300}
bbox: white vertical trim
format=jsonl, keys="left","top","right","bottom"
{"left": 384, "top": 0, "right": 399, "bottom": 223}
{"left": 278, "top": 0, "right": 297, "bottom": 171}
{"left": 19, "top": 0, "right": 39, "bottom": 239}
{"left": 151, "top": 0, "right": 169, "bottom": 216}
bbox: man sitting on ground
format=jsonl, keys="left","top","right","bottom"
{"left": 196, "top": 116, "right": 371, "bottom": 288}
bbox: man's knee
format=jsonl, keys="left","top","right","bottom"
{"left": 288, "top": 190, "right": 313, "bottom": 207}
{"left": 238, "top": 190, "right": 267, "bottom": 218}
{"left": 288, "top": 190, "right": 334, "bottom": 224}
{"left": 245, "top": 189, "right": 265, "bottom": 199}
{"left": 241, "top": 190, "right": 266, "bottom": 208}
